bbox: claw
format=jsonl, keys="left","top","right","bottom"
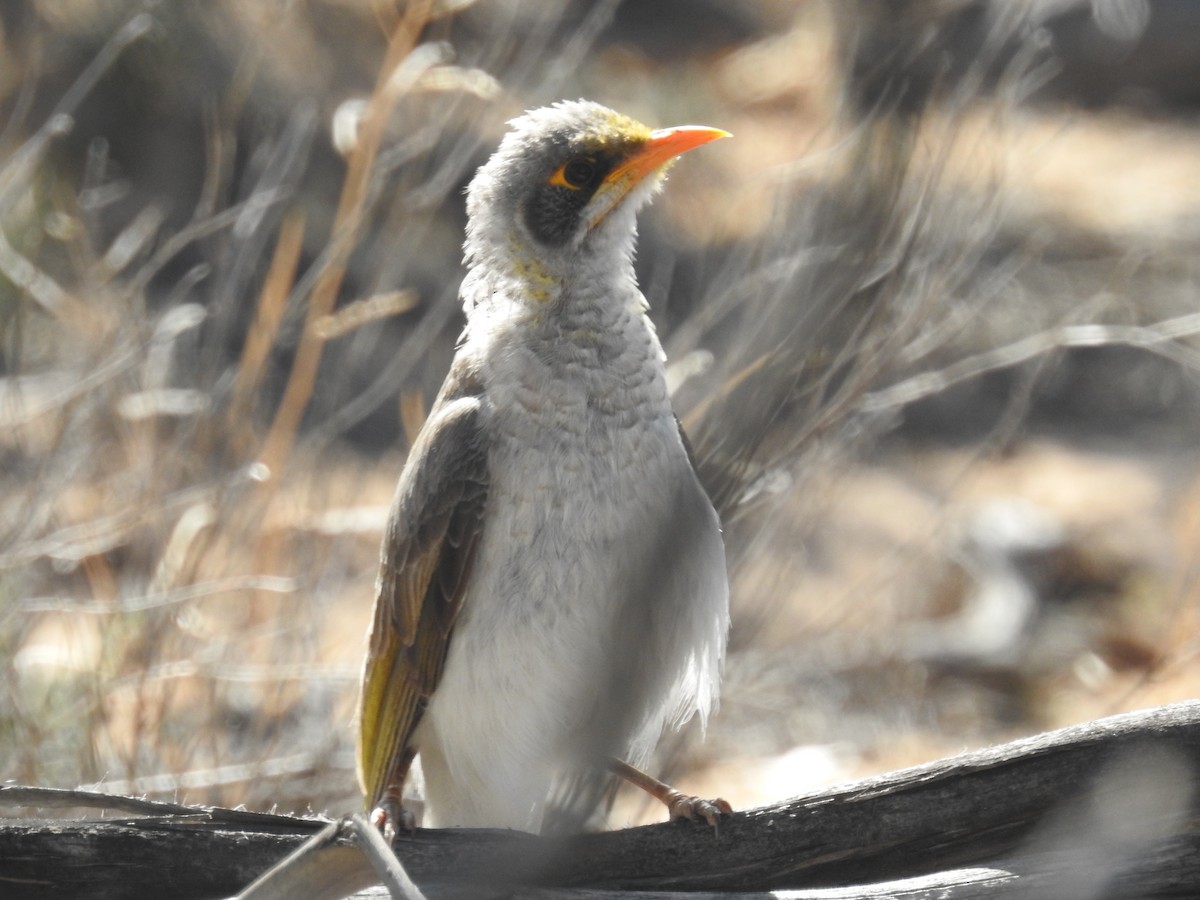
{"left": 610, "top": 758, "right": 734, "bottom": 836}
{"left": 370, "top": 796, "right": 415, "bottom": 844}
{"left": 665, "top": 790, "right": 733, "bottom": 833}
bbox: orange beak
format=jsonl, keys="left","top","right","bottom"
{"left": 587, "top": 125, "right": 729, "bottom": 231}
{"left": 604, "top": 125, "right": 732, "bottom": 188}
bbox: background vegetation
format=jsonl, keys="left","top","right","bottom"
{"left": 2, "top": 0, "right": 1199, "bottom": 825}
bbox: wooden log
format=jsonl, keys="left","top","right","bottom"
{"left": 2, "top": 702, "right": 1199, "bottom": 899}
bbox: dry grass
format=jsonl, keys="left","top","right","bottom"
{"left": 2, "top": 0, "right": 1200, "bottom": 828}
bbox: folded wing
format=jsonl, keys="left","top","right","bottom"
{"left": 356, "top": 375, "right": 489, "bottom": 810}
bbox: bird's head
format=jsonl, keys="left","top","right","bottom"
{"left": 464, "top": 100, "right": 728, "bottom": 292}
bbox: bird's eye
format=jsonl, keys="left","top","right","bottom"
{"left": 550, "top": 157, "right": 599, "bottom": 190}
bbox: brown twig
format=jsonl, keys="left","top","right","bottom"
{"left": 257, "top": 0, "right": 436, "bottom": 476}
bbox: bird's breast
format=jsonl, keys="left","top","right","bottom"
{"left": 453, "top": 312, "right": 685, "bottom": 641}
{"left": 483, "top": 359, "right": 680, "bottom": 559}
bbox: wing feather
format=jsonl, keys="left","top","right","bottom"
{"left": 356, "top": 364, "right": 488, "bottom": 809}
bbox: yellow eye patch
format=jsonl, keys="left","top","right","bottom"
{"left": 548, "top": 157, "right": 600, "bottom": 190}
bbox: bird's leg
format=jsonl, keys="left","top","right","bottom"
{"left": 369, "top": 749, "right": 418, "bottom": 843}
{"left": 610, "top": 758, "right": 732, "bottom": 831}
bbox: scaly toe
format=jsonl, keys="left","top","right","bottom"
{"left": 666, "top": 792, "right": 733, "bottom": 832}
{"left": 370, "top": 799, "right": 415, "bottom": 844}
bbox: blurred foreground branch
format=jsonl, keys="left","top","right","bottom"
{"left": 4, "top": 702, "right": 1200, "bottom": 899}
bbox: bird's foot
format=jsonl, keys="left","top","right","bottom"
{"left": 370, "top": 797, "right": 415, "bottom": 844}
{"left": 663, "top": 790, "right": 733, "bottom": 829}
{"left": 610, "top": 758, "right": 733, "bottom": 835}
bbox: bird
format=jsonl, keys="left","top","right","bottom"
{"left": 356, "top": 99, "right": 731, "bottom": 836}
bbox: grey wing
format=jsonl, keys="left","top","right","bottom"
{"left": 356, "top": 382, "right": 489, "bottom": 809}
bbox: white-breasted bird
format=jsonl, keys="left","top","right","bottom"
{"left": 357, "top": 100, "right": 731, "bottom": 835}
